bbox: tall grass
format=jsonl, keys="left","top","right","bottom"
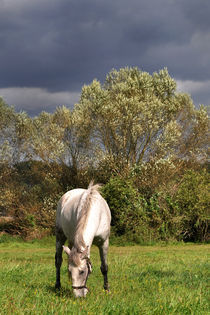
{"left": 0, "top": 236, "right": 209, "bottom": 314}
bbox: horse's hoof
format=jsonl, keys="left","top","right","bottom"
{"left": 55, "top": 283, "right": 61, "bottom": 290}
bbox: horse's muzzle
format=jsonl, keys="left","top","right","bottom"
{"left": 72, "top": 286, "right": 89, "bottom": 297}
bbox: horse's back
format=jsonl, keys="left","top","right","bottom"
{"left": 92, "top": 194, "right": 111, "bottom": 237}
{"left": 56, "top": 187, "right": 111, "bottom": 244}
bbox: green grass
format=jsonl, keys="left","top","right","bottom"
{"left": 0, "top": 236, "right": 209, "bottom": 314}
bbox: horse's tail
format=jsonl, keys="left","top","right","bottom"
{"left": 88, "top": 180, "right": 102, "bottom": 193}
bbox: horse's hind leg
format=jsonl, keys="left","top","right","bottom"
{"left": 99, "top": 238, "right": 109, "bottom": 291}
{"left": 55, "top": 228, "right": 66, "bottom": 289}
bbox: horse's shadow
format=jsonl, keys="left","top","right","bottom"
{"left": 46, "top": 285, "right": 73, "bottom": 298}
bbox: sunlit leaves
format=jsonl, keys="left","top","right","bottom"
{"left": 32, "top": 111, "right": 66, "bottom": 163}
{"left": 74, "top": 67, "right": 209, "bottom": 169}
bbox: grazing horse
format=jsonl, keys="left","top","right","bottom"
{"left": 55, "top": 182, "right": 111, "bottom": 297}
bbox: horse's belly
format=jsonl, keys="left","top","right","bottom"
{"left": 61, "top": 214, "right": 76, "bottom": 241}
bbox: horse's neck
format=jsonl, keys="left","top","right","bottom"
{"left": 82, "top": 209, "right": 96, "bottom": 246}
{"left": 74, "top": 203, "right": 96, "bottom": 250}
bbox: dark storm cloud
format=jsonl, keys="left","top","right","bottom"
{"left": 0, "top": 0, "right": 117, "bottom": 90}
{"left": 0, "top": 0, "right": 209, "bottom": 114}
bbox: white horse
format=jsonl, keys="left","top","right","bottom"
{"left": 55, "top": 182, "right": 111, "bottom": 297}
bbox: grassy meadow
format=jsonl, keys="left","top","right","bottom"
{"left": 0, "top": 236, "right": 209, "bottom": 314}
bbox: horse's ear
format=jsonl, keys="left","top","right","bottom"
{"left": 81, "top": 246, "right": 89, "bottom": 259}
{"left": 63, "top": 245, "right": 71, "bottom": 256}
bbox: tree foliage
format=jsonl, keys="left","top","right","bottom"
{"left": 74, "top": 68, "right": 208, "bottom": 171}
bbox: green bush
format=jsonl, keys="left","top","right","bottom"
{"left": 175, "top": 169, "right": 209, "bottom": 242}
{"left": 145, "top": 193, "right": 184, "bottom": 241}
{"left": 102, "top": 176, "right": 150, "bottom": 242}
{"left": 101, "top": 169, "right": 209, "bottom": 243}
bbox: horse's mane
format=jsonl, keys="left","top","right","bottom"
{"left": 74, "top": 181, "right": 101, "bottom": 251}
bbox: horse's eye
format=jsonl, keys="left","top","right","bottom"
{"left": 79, "top": 270, "right": 84, "bottom": 275}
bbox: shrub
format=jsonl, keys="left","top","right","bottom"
{"left": 145, "top": 193, "right": 184, "bottom": 241}
{"left": 0, "top": 161, "right": 64, "bottom": 237}
{"left": 175, "top": 169, "right": 209, "bottom": 242}
{"left": 102, "top": 176, "right": 150, "bottom": 242}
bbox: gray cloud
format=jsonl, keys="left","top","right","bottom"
{"left": 0, "top": 0, "right": 209, "bottom": 114}
{"left": 177, "top": 79, "right": 210, "bottom": 106}
{"left": 0, "top": 87, "right": 80, "bottom": 116}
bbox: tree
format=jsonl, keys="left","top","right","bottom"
{"left": 52, "top": 106, "right": 92, "bottom": 170}
{"left": 0, "top": 98, "right": 33, "bottom": 164}
{"left": 32, "top": 111, "right": 66, "bottom": 164}
{"left": 0, "top": 98, "right": 15, "bottom": 164}
{"left": 74, "top": 67, "right": 209, "bottom": 173}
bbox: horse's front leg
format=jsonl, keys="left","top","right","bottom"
{"left": 99, "top": 238, "right": 109, "bottom": 291}
{"left": 55, "top": 228, "right": 66, "bottom": 290}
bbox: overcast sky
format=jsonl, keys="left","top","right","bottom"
{"left": 0, "top": 0, "right": 209, "bottom": 116}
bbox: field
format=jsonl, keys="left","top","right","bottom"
{"left": 0, "top": 236, "right": 209, "bottom": 314}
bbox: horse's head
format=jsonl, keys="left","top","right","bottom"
{"left": 63, "top": 245, "right": 92, "bottom": 298}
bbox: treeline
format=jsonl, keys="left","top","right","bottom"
{"left": 0, "top": 67, "right": 209, "bottom": 242}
